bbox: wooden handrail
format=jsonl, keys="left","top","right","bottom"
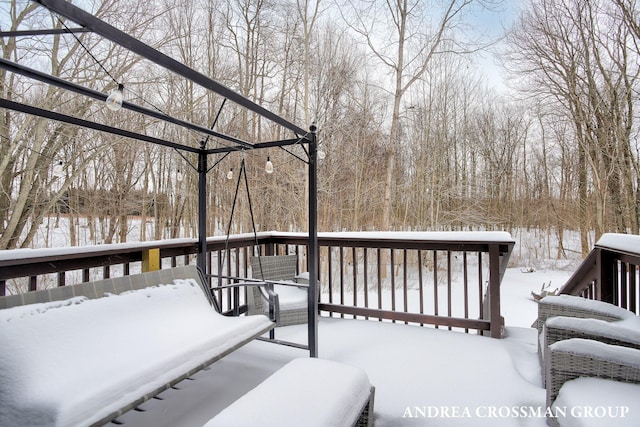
{"left": 559, "top": 233, "right": 640, "bottom": 314}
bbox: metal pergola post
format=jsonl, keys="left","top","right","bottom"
{"left": 197, "top": 144, "right": 208, "bottom": 273}
{"left": 308, "top": 124, "right": 319, "bottom": 357}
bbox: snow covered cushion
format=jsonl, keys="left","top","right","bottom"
{"left": 204, "top": 358, "right": 373, "bottom": 427}
{"left": 268, "top": 284, "right": 308, "bottom": 311}
{"left": 0, "top": 279, "right": 272, "bottom": 427}
{"left": 539, "top": 295, "right": 635, "bottom": 321}
{"left": 552, "top": 377, "right": 640, "bottom": 426}
{"left": 545, "top": 316, "right": 640, "bottom": 346}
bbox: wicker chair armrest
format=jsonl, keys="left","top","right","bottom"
{"left": 545, "top": 338, "right": 640, "bottom": 408}
{"left": 210, "top": 280, "right": 281, "bottom": 323}
{"left": 544, "top": 316, "right": 640, "bottom": 353}
{"left": 536, "top": 295, "right": 634, "bottom": 335}
{"left": 255, "top": 284, "right": 280, "bottom": 324}
{"left": 275, "top": 280, "right": 309, "bottom": 288}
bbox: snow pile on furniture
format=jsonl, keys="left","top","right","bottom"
{"left": 0, "top": 278, "right": 272, "bottom": 427}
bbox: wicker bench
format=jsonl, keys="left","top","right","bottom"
{"left": 0, "top": 265, "right": 274, "bottom": 427}
{"left": 204, "top": 358, "right": 375, "bottom": 427}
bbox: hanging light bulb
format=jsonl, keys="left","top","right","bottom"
{"left": 176, "top": 169, "right": 183, "bottom": 182}
{"left": 227, "top": 168, "right": 234, "bottom": 180}
{"left": 105, "top": 84, "right": 124, "bottom": 111}
{"left": 265, "top": 156, "right": 274, "bottom": 174}
{"left": 317, "top": 150, "right": 326, "bottom": 160}
{"left": 53, "top": 161, "right": 64, "bottom": 178}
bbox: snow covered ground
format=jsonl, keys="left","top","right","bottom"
{"left": 110, "top": 267, "right": 579, "bottom": 427}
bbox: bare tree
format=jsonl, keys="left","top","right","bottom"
{"left": 506, "top": 0, "right": 639, "bottom": 252}
{"left": 339, "top": 0, "right": 498, "bottom": 231}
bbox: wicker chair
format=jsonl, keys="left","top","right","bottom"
{"left": 248, "top": 255, "right": 308, "bottom": 327}
{"left": 545, "top": 338, "right": 640, "bottom": 426}
{"left": 536, "top": 295, "right": 638, "bottom": 383}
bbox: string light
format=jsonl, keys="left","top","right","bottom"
{"left": 227, "top": 168, "right": 234, "bottom": 180}
{"left": 176, "top": 169, "right": 183, "bottom": 182}
{"left": 106, "top": 84, "right": 124, "bottom": 111}
{"left": 265, "top": 156, "right": 274, "bottom": 174}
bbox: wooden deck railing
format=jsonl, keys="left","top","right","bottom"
{"left": 559, "top": 233, "right": 640, "bottom": 315}
{"left": 0, "top": 231, "right": 514, "bottom": 337}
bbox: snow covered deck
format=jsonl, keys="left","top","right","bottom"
{"left": 113, "top": 269, "right": 554, "bottom": 427}
{"left": 2, "top": 232, "right": 640, "bottom": 426}
{"left": 114, "top": 321, "right": 544, "bottom": 427}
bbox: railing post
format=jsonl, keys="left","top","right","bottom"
{"left": 596, "top": 247, "right": 617, "bottom": 304}
{"left": 488, "top": 243, "right": 502, "bottom": 338}
{"left": 142, "top": 248, "right": 161, "bottom": 272}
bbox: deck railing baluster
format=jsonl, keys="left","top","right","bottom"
{"left": 327, "top": 246, "right": 333, "bottom": 316}
{"left": 390, "top": 249, "right": 396, "bottom": 324}
{"left": 418, "top": 250, "right": 424, "bottom": 326}
{"left": 478, "top": 252, "right": 483, "bottom": 320}
{"left": 352, "top": 246, "right": 358, "bottom": 319}
{"left": 447, "top": 251, "right": 452, "bottom": 331}
{"left": 630, "top": 265, "right": 637, "bottom": 313}
{"left": 621, "top": 262, "right": 628, "bottom": 309}
{"left": 402, "top": 250, "right": 408, "bottom": 325}
{"left": 433, "top": 250, "right": 438, "bottom": 329}
{"left": 363, "top": 248, "right": 369, "bottom": 320}
{"left": 339, "top": 246, "right": 345, "bottom": 319}
{"left": 377, "top": 248, "right": 382, "bottom": 314}
{"left": 463, "top": 252, "right": 469, "bottom": 333}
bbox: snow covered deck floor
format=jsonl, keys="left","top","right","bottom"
{"left": 115, "top": 269, "right": 557, "bottom": 427}
{"left": 116, "top": 318, "right": 546, "bottom": 427}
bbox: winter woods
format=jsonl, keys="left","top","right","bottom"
{"left": 1, "top": 0, "right": 638, "bottom": 257}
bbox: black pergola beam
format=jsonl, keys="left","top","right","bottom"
{"left": 34, "top": 0, "right": 308, "bottom": 138}
{"left": 0, "top": 97, "right": 200, "bottom": 153}
{"left": 0, "top": 57, "right": 254, "bottom": 150}
{"left": 206, "top": 138, "right": 311, "bottom": 155}
{"left": 0, "top": 28, "right": 91, "bottom": 37}
{"left": 1, "top": 89, "right": 308, "bottom": 154}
